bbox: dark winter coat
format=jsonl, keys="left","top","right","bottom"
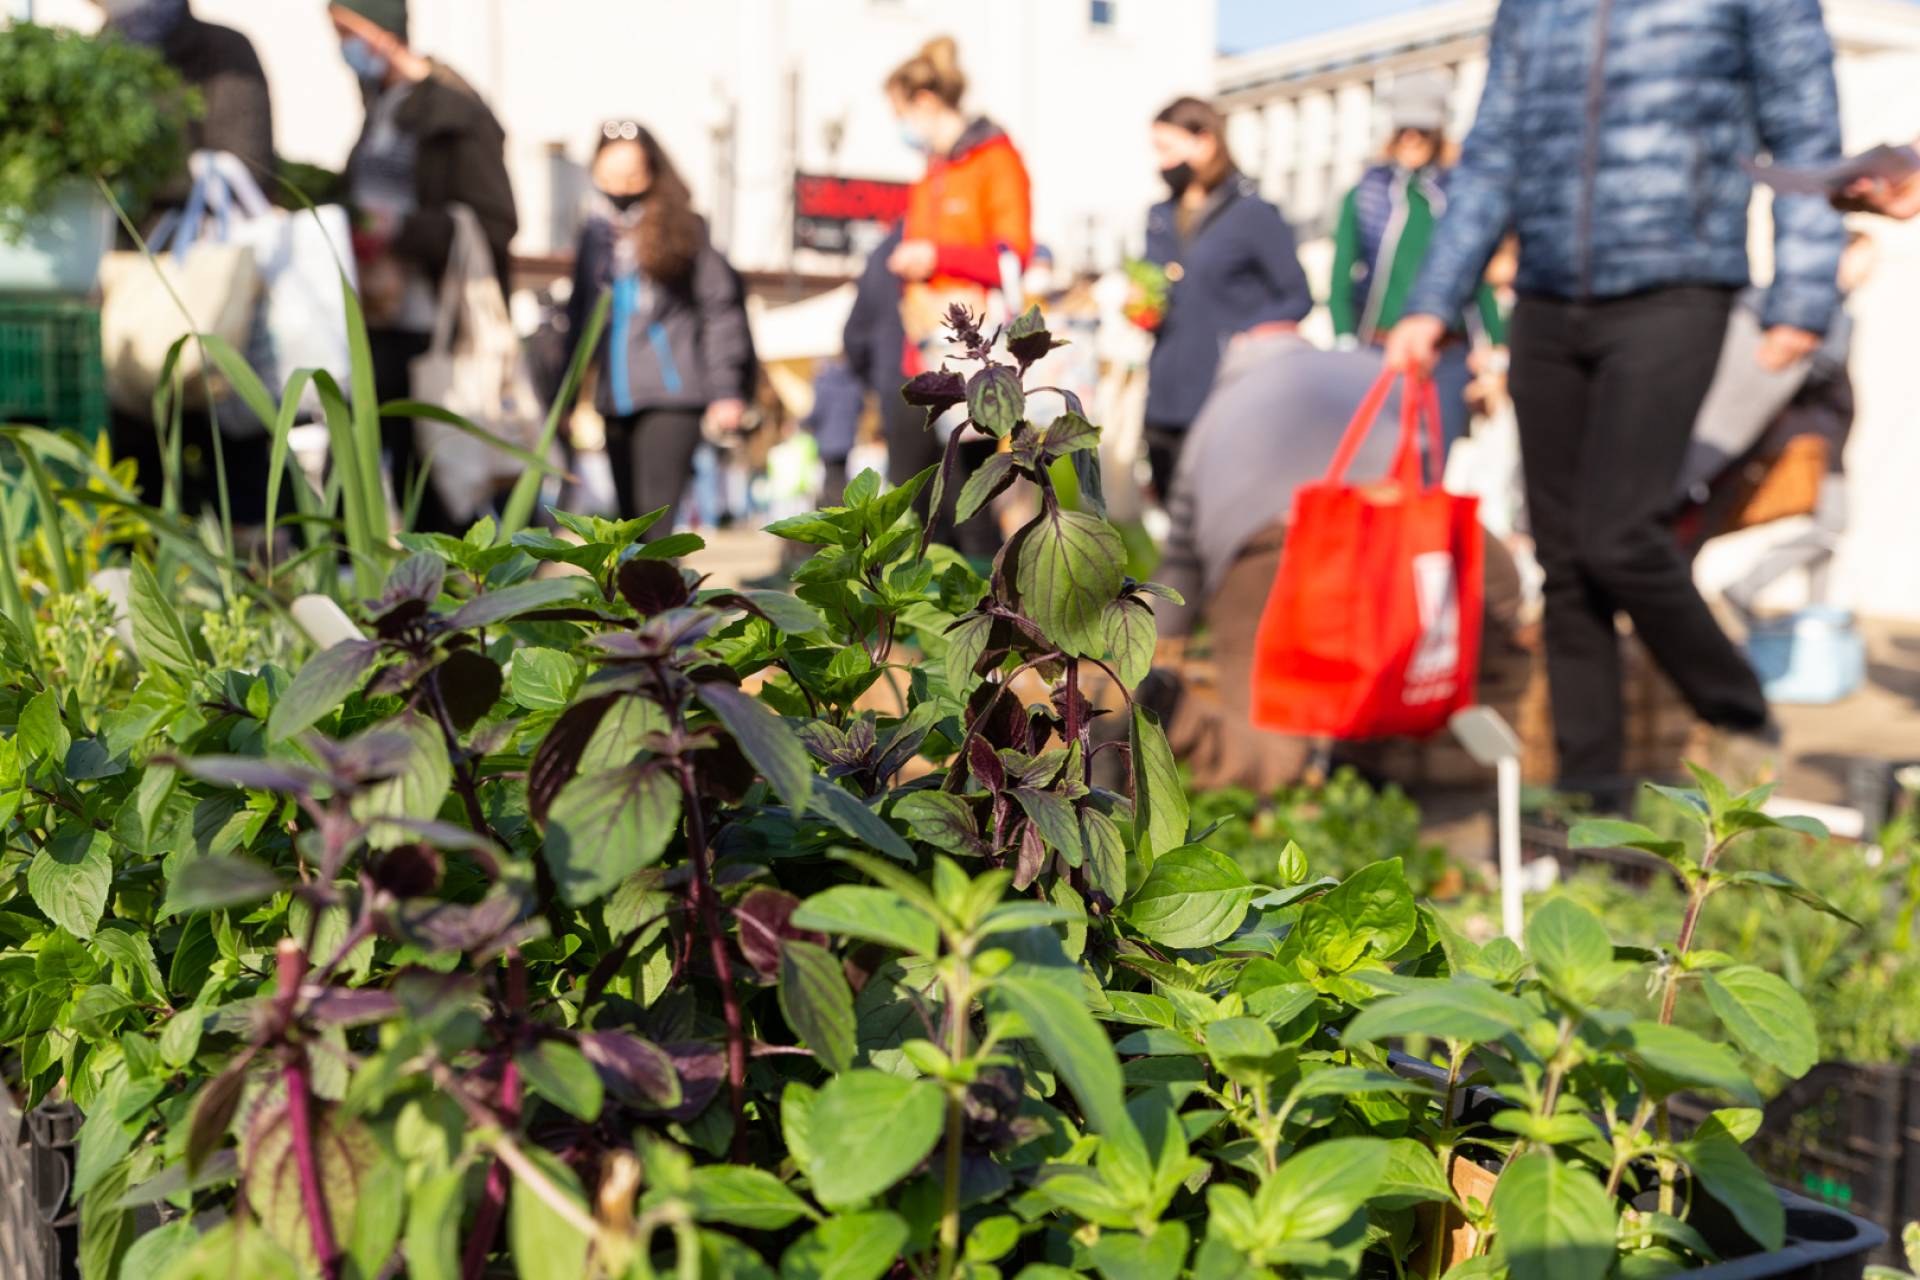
{"left": 347, "top": 63, "right": 519, "bottom": 298}
{"left": 842, "top": 225, "right": 908, "bottom": 394}
{"left": 152, "top": 14, "right": 273, "bottom": 210}
{"left": 803, "top": 359, "right": 864, "bottom": 464}
{"left": 1143, "top": 174, "right": 1313, "bottom": 431}
{"left": 565, "top": 215, "right": 756, "bottom": 416}
{"left": 1407, "top": 0, "right": 1846, "bottom": 333}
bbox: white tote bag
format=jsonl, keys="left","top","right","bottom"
{"left": 410, "top": 205, "right": 542, "bottom": 523}
{"left": 198, "top": 152, "right": 357, "bottom": 432}
{"left": 99, "top": 153, "right": 263, "bottom": 414}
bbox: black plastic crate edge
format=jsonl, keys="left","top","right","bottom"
{"left": 1388, "top": 1051, "right": 1889, "bottom": 1278}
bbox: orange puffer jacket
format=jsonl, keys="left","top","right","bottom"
{"left": 901, "top": 117, "right": 1033, "bottom": 352}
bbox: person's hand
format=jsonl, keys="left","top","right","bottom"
{"left": 705, "top": 398, "right": 747, "bottom": 435}
{"left": 1756, "top": 325, "right": 1821, "bottom": 372}
{"left": 887, "top": 239, "right": 938, "bottom": 282}
{"left": 1836, "top": 169, "right": 1920, "bottom": 220}
{"left": 1383, "top": 315, "right": 1447, "bottom": 373}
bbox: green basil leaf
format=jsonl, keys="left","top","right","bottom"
{"left": 1124, "top": 846, "right": 1253, "bottom": 950}
{"left": 779, "top": 940, "right": 857, "bottom": 1074}
{"left": 1492, "top": 1152, "right": 1617, "bottom": 1280}
{"left": 804, "top": 1071, "right": 943, "bottom": 1206}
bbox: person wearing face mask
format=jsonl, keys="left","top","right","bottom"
{"left": 563, "top": 122, "right": 754, "bottom": 530}
{"left": 94, "top": 0, "right": 272, "bottom": 197}
{"left": 330, "top": 0, "right": 517, "bottom": 532}
{"left": 94, "top": 0, "right": 275, "bottom": 523}
{"left": 1329, "top": 79, "right": 1505, "bottom": 452}
{"left": 883, "top": 36, "right": 1033, "bottom": 559}
{"left": 1139, "top": 96, "right": 1311, "bottom": 499}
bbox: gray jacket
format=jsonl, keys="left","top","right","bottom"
{"left": 566, "top": 216, "right": 756, "bottom": 415}
{"left": 1156, "top": 336, "right": 1400, "bottom": 637}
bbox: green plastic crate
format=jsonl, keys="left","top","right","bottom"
{"left": 0, "top": 295, "right": 107, "bottom": 437}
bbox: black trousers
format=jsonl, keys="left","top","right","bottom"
{"left": 114, "top": 406, "right": 277, "bottom": 526}
{"left": 1508, "top": 287, "right": 1770, "bottom": 788}
{"left": 368, "top": 328, "right": 463, "bottom": 534}
{"left": 881, "top": 389, "right": 999, "bottom": 560}
{"left": 603, "top": 407, "right": 705, "bottom": 527}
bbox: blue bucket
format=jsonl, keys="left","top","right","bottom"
{"left": 1744, "top": 606, "right": 1865, "bottom": 706}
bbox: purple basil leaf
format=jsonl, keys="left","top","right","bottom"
{"left": 325, "top": 727, "right": 416, "bottom": 787}
{"left": 172, "top": 755, "right": 325, "bottom": 795}
{"left": 185, "top": 1061, "right": 249, "bottom": 1174}
{"left": 1012, "top": 820, "right": 1045, "bottom": 891}
{"left": 528, "top": 694, "right": 619, "bottom": 823}
{"left": 267, "top": 639, "right": 383, "bottom": 743}
{"left": 436, "top": 647, "right": 503, "bottom": 732}
{"left": 443, "top": 578, "right": 592, "bottom": 631}
{"left": 616, "top": 558, "right": 692, "bottom": 617}
{"left": 578, "top": 1030, "right": 683, "bottom": 1109}
{"left": 734, "top": 887, "right": 824, "bottom": 978}
{"left": 300, "top": 987, "right": 400, "bottom": 1027}
{"left": 367, "top": 844, "right": 445, "bottom": 897}
{"left": 390, "top": 880, "right": 535, "bottom": 953}
{"left": 646, "top": 1042, "right": 723, "bottom": 1123}
{"left": 900, "top": 368, "right": 965, "bottom": 410}
{"left": 968, "top": 736, "right": 1007, "bottom": 793}
{"left": 374, "top": 551, "right": 446, "bottom": 610}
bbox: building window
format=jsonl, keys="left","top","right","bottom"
{"left": 1090, "top": 0, "right": 1116, "bottom": 28}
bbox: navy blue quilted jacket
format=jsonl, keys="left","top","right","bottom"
{"left": 1407, "top": 0, "right": 1846, "bottom": 334}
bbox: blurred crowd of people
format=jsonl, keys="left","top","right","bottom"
{"left": 93, "top": 0, "right": 1910, "bottom": 807}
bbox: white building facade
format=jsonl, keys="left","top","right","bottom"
{"left": 1216, "top": 0, "right": 1920, "bottom": 620}
{"left": 31, "top": 0, "right": 1216, "bottom": 276}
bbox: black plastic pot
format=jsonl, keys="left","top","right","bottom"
{"left": 0, "top": 1083, "right": 78, "bottom": 1280}
{"left": 1670, "top": 1053, "right": 1920, "bottom": 1266}
{"left": 0, "top": 1082, "right": 177, "bottom": 1280}
{"left": 1390, "top": 1052, "right": 1888, "bottom": 1279}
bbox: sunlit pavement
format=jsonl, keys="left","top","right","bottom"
{"left": 683, "top": 525, "right": 787, "bottom": 591}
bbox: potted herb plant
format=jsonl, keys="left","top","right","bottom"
{"left": 0, "top": 23, "right": 197, "bottom": 292}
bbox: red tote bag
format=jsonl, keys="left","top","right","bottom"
{"left": 1251, "top": 369, "right": 1484, "bottom": 740}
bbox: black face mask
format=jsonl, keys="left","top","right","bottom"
{"left": 600, "top": 190, "right": 645, "bottom": 214}
{"left": 1160, "top": 162, "right": 1195, "bottom": 196}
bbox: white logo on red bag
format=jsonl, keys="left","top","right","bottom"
{"left": 1405, "top": 551, "right": 1460, "bottom": 705}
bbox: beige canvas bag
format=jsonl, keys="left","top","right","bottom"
{"left": 99, "top": 153, "right": 264, "bottom": 414}
{"left": 409, "top": 205, "right": 542, "bottom": 523}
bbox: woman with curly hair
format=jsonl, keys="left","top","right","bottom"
{"left": 566, "top": 120, "right": 755, "bottom": 526}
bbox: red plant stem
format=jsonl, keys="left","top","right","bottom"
{"left": 679, "top": 760, "right": 748, "bottom": 1161}
{"left": 276, "top": 942, "right": 341, "bottom": 1280}
{"left": 1657, "top": 840, "right": 1725, "bottom": 1026}
{"left": 461, "top": 1059, "right": 521, "bottom": 1279}
{"left": 1064, "top": 659, "right": 1084, "bottom": 756}
{"left": 462, "top": 952, "right": 527, "bottom": 1280}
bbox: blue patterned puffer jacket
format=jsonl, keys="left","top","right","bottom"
{"left": 1407, "top": 0, "right": 1846, "bottom": 334}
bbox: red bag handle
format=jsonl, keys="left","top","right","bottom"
{"left": 1323, "top": 367, "right": 1447, "bottom": 491}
